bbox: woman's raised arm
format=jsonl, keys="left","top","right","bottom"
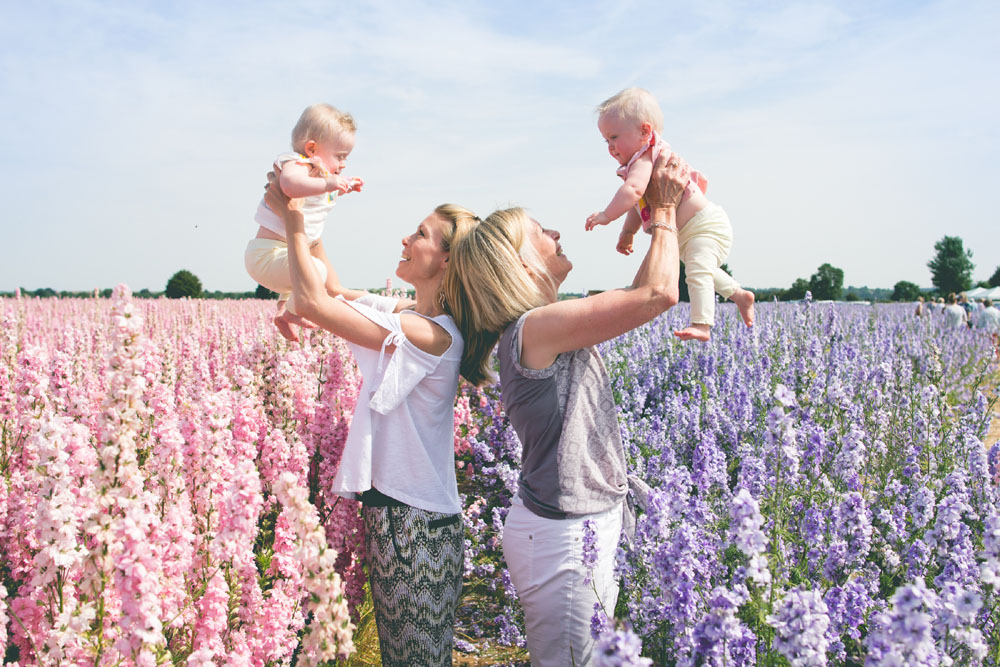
{"left": 264, "top": 173, "right": 448, "bottom": 355}
{"left": 519, "top": 154, "right": 688, "bottom": 370}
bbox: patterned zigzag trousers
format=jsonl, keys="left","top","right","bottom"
{"left": 363, "top": 504, "right": 465, "bottom": 666}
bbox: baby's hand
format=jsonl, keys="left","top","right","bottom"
{"left": 346, "top": 177, "right": 364, "bottom": 193}
{"left": 326, "top": 173, "right": 353, "bottom": 195}
{"left": 616, "top": 230, "right": 635, "bottom": 256}
{"left": 586, "top": 211, "right": 611, "bottom": 231}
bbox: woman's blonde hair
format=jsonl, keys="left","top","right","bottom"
{"left": 432, "top": 203, "right": 479, "bottom": 254}
{"left": 291, "top": 103, "right": 356, "bottom": 153}
{"left": 442, "top": 207, "right": 551, "bottom": 386}
{"left": 596, "top": 87, "right": 664, "bottom": 133}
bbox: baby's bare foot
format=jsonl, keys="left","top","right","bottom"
{"left": 274, "top": 311, "right": 299, "bottom": 342}
{"left": 674, "top": 323, "right": 711, "bottom": 342}
{"left": 731, "top": 289, "right": 756, "bottom": 327}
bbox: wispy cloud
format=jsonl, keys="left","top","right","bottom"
{"left": 1, "top": 0, "right": 997, "bottom": 292}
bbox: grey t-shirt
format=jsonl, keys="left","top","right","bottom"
{"left": 497, "top": 310, "right": 628, "bottom": 519}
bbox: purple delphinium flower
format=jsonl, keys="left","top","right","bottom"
{"left": 864, "top": 579, "right": 939, "bottom": 666}
{"left": 823, "top": 579, "right": 872, "bottom": 663}
{"left": 767, "top": 587, "right": 830, "bottom": 666}
{"left": 824, "top": 492, "right": 872, "bottom": 581}
{"left": 594, "top": 625, "right": 652, "bottom": 667}
{"left": 690, "top": 585, "right": 755, "bottom": 666}
{"left": 729, "top": 488, "right": 771, "bottom": 586}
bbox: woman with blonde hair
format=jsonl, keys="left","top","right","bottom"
{"left": 442, "top": 153, "right": 690, "bottom": 665}
{"left": 265, "top": 172, "right": 478, "bottom": 666}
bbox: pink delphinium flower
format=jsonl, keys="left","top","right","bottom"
{"left": 273, "top": 472, "right": 355, "bottom": 663}
{"left": 217, "top": 458, "right": 264, "bottom": 564}
{"left": 251, "top": 506, "right": 307, "bottom": 664}
{"left": 0, "top": 584, "right": 8, "bottom": 657}
{"left": 24, "top": 415, "right": 97, "bottom": 662}
{"left": 305, "top": 336, "right": 366, "bottom": 610}
{"left": 190, "top": 568, "right": 229, "bottom": 659}
{"left": 144, "top": 382, "right": 196, "bottom": 629}
{"left": 113, "top": 491, "right": 166, "bottom": 659}
{"left": 13, "top": 343, "right": 52, "bottom": 457}
{"left": 30, "top": 416, "right": 92, "bottom": 585}
{"left": 453, "top": 393, "right": 480, "bottom": 458}
{"left": 79, "top": 284, "right": 152, "bottom": 655}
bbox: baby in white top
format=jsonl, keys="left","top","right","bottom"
{"left": 585, "top": 88, "right": 754, "bottom": 342}
{"left": 245, "top": 103, "right": 366, "bottom": 341}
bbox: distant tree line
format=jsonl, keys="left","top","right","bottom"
{"left": 1, "top": 270, "right": 279, "bottom": 301}
{"left": 6, "top": 238, "right": 997, "bottom": 303}
{"left": 741, "top": 235, "right": 998, "bottom": 303}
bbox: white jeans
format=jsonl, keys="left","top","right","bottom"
{"left": 502, "top": 497, "right": 622, "bottom": 666}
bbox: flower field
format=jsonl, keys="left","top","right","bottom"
{"left": 1, "top": 287, "right": 999, "bottom": 665}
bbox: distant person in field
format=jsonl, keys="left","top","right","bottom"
{"left": 263, "top": 173, "right": 480, "bottom": 666}
{"left": 584, "top": 87, "right": 754, "bottom": 342}
{"left": 914, "top": 296, "right": 926, "bottom": 316}
{"left": 977, "top": 298, "right": 1000, "bottom": 333}
{"left": 944, "top": 293, "right": 967, "bottom": 328}
{"left": 246, "top": 103, "right": 365, "bottom": 341}
{"left": 979, "top": 298, "right": 1000, "bottom": 358}
{"left": 444, "top": 153, "right": 689, "bottom": 666}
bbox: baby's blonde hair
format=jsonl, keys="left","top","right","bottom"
{"left": 596, "top": 87, "right": 664, "bottom": 133}
{"left": 291, "top": 103, "right": 356, "bottom": 153}
{"left": 442, "top": 207, "right": 552, "bottom": 386}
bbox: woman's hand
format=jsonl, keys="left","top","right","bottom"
{"left": 264, "top": 170, "right": 305, "bottom": 232}
{"left": 644, "top": 153, "right": 690, "bottom": 212}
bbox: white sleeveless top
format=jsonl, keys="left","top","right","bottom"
{"left": 254, "top": 152, "right": 337, "bottom": 243}
{"left": 332, "top": 293, "right": 463, "bottom": 514}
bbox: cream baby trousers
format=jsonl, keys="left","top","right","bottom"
{"left": 244, "top": 238, "right": 328, "bottom": 314}
{"left": 679, "top": 203, "right": 740, "bottom": 326}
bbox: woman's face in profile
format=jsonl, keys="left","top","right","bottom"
{"left": 527, "top": 219, "right": 572, "bottom": 289}
{"left": 397, "top": 212, "right": 450, "bottom": 284}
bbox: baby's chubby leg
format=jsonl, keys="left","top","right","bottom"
{"left": 713, "top": 268, "right": 755, "bottom": 328}
{"left": 675, "top": 237, "right": 721, "bottom": 342}
{"left": 728, "top": 288, "right": 755, "bottom": 327}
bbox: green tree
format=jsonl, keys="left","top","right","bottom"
{"left": 165, "top": 269, "right": 203, "bottom": 299}
{"left": 255, "top": 284, "right": 278, "bottom": 300}
{"left": 989, "top": 265, "right": 1000, "bottom": 288}
{"left": 891, "top": 280, "right": 922, "bottom": 302}
{"left": 927, "top": 236, "right": 973, "bottom": 294}
{"left": 809, "top": 263, "right": 844, "bottom": 300}
{"left": 783, "top": 278, "right": 810, "bottom": 301}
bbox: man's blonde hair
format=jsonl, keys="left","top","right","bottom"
{"left": 442, "top": 207, "right": 552, "bottom": 386}
{"left": 291, "top": 103, "right": 356, "bottom": 153}
{"left": 596, "top": 87, "right": 663, "bottom": 133}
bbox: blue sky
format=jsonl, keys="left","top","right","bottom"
{"left": 2, "top": 0, "right": 998, "bottom": 293}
